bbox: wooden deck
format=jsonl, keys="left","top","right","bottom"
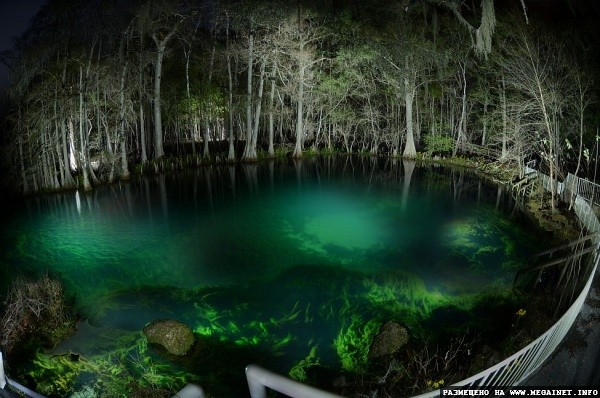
{"left": 457, "top": 142, "right": 502, "bottom": 159}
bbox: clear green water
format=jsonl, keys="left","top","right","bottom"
{"left": 0, "top": 157, "right": 551, "bottom": 396}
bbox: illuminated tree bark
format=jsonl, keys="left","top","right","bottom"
{"left": 267, "top": 60, "right": 277, "bottom": 156}
{"left": 227, "top": 49, "right": 235, "bottom": 161}
{"left": 151, "top": 20, "right": 181, "bottom": 159}
{"left": 78, "top": 66, "right": 91, "bottom": 191}
{"left": 439, "top": 0, "right": 496, "bottom": 59}
{"left": 118, "top": 53, "right": 130, "bottom": 180}
{"left": 293, "top": 53, "right": 306, "bottom": 158}
{"left": 138, "top": 33, "right": 148, "bottom": 164}
{"left": 203, "top": 46, "right": 216, "bottom": 158}
{"left": 242, "top": 33, "right": 256, "bottom": 161}
{"left": 151, "top": 38, "right": 167, "bottom": 159}
{"left": 252, "top": 58, "right": 266, "bottom": 154}
{"left": 403, "top": 74, "right": 416, "bottom": 158}
{"left": 452, "top": 61, "right": 468, "bottom": 156}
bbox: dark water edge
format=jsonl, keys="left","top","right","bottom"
{"left": 0, "top": 156, "right": 559, "bottom": 397}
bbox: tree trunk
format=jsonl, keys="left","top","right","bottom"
{"left": 293, "top": 62, "right": 305, "bottom": 158}
{"left": 481, "top": 95, "right": 488, "bottom": 146}
{"left": 453, "top": 61, "right": 467, "bottom": 156}
{"left": 139, "top": 33, "right": 148, "bottom": 164}
{"left": 243, "top": 34, "right": 256, "bottom": 161}
{"left": 119, "top": 63, "right": 130, "bottom": 179}
{"left": 268, "top": 62, "right": 277, "bottom": 157}
{"left": 153, "top": 43, "right": 166, "bottom": 159}
{"left": 403, "top": 76, "right": 416, "bottom": 158}
{"left": 60, "top": 120, "right": 75, "bottom": 187}
{"left": 17, "top": 110, "right": 29, "bottom": 194}
{"left": 203, "top": 46, "right": 216, "bottom": 158}
{"left": 252, "top": 58, "right": 266, "bottom": 153}
{"left": 78, "top": 67, "right": 91, "bottom": 191}
{"left": 501, "top": 77, "right": 507, "bottom": 159}
{"left": 203, "top": 116, "right": 210, "bottom": 157}
{"left": 184, "top": 49, "right": 196, "bottom": 157}
{"left": 140, "top": 101, "right": 147, "bottom": 163}
{"left": 151, "top": 23, "right": 180, "bottom": 159}
{"left": 227, "top": 51, "right": 235, "bottom": 161}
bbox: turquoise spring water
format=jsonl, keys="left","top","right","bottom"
{"left": 0, "top": 157, "right": 553, "bottom": 396}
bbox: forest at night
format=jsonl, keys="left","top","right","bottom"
{"left": 1, "top": 1, "right": 600, "bottom": 397}
{"left": 0, "top": 0, "right": 598, "bottom": 195}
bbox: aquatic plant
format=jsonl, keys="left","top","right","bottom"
{"left": 193, "top": 296, "right": 227, "bottom": 336}
{"left": 441, "top": 207, "right": 534, "bottom": 278}
{"left": 363, "top": 271, "right": 451, "bottom": 327}
{"left": 333, "top": 315, "right": 380, "bottom": 373}
{"left": 193, "top": 296, "right": 300, "bottom": 355}
{"left": 27, "top": 335, "right": 194, "bottom": 398}
{"left": 289, "top": 346, "right": 321, "bottom": 382}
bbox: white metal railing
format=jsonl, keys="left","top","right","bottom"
{"left": 549, "top": 172, "right": 600, "bottom": 210}
{"left": 172, "top": 383, "right": 206, "bottom": 398}
{"left": 0, "top": 351, "right": 5, "bottom": 390}
{"left": 571, "top": 175, "right": 600, "bottom": 207}
{"left": 413, "top": 262, "right": 598, "bottom": 398}
{"left": 410, "top": 170, "right": 600, "bottom": 397}
{"left": 246, "top": 364, "right": 345, "bottom": 398}
{"left": 1, "top": 351, "right": 47, "bottom": 398}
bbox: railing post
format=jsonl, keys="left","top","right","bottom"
{"left": 246, "top": 364, "right": 344, "bottom": 398}
{"left": 1, "top": 351, "right": 6, "bottom": 390}
{"left": 246, "top": 365, "right": 268, "bottom": 398}
{"left": 172, "top": 383, "right": 206, "bottom": 398}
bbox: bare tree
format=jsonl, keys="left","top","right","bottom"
{"left": 1, "top": 275, "right": 71, "bottom": 355}
{"left": 275, "top": 10, "right": 326, "bottom": 158}
{"left": 142, "top": 1, "right": 185, "bottom": 159}
{"left": 501, "top": 28, "right": 571, "bottom": 210}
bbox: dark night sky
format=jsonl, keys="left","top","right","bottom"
{"left": 0, "top": 0, "right": 47, "bottom": 96}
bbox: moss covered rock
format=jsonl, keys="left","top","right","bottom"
{"left": 143, "top": 319, "right": 194, "bottom": 356}
{"left": 368, "top": 321, "right": 409, "bottom": 361}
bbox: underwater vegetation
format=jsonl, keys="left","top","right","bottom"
{"left": 289, "top": 345, "right": 321, "bottom": 382}
{"left": 333, "top": 315, "right": 381, "bottom": 373}
{"left": 363, "top": 271, "right": 450, "bottom": 325}
{"left": 25, "top": 336, "right": 194, "bottom": 398}
{"left": 0, "top": 164, "right": 554, "bottom": 396}
{"left": 3, "top": 247, "right": 531, "bottom": 397}
{"left": 441, "top": 205, "right": 532, "bottom": 277}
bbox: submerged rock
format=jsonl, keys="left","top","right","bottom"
{"left": 368, "top": 321, "right": 409, "bottom": 361}
{"left": 143, "top": 319, "right": 194, "bottom": 356}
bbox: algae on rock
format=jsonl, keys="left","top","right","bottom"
{"left": 143, "top": 320, "right": 194, "bottom": 356}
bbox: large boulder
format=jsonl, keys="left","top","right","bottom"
{"left": 368, "top": 321, "right": 409, "bottom": 361}
{"left": 143, "top": 319, "right": 194, "bottom": 356}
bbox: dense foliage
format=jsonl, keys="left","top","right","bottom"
{"left": 0, "top": 0, "right": 599, "bottom": 194}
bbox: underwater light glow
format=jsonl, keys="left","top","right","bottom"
{"left": 281, "top": 190, "right": 390, "bottom": 263}
{"left": 305, "top": 213, "right": 380, "bottom": 249}
{"left": 298, "top": 211, "right": 386, "bottom": 253}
